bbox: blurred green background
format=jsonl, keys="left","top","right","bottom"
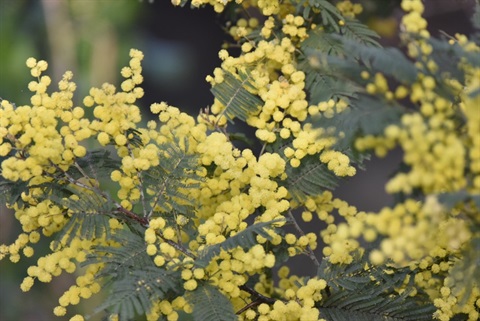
{"left": 0, "top": 0, "right": 475, "bottom": 320}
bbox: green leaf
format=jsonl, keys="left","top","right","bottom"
{"left": 421, "top": 37, "right": 480, "bottom": 102}
{"left": 342, "top": 40, "right": 417, "bottom": 84}
{"left": 187, "top": 283, "right": 237, "bottom": 321}
{"left": 318, "top": 256, "right": 436, "bottom": 321}
{"left": 294, "top": 0, "right": 343, "bottom": 31}
{"left": 285, "top": 154, "right": 339, "bottom": 200}
{"left": 450, "top": 236, "right": 480, "bottom": 306}
{"left": 211, "top": 71, "right": 263, "bottom": 123}
{"left": 314, "top": 0, "right": 343, "bottom": 31}
{"left": 305, "top": 36, "right": 417, "bottom": 84}
{"left": 125, "top": 127, "right": 144, "bottom": 147}
{"left": 45, "top": 186, "right": 114, "bottom": 245}
{"left": 88, "top": 229, "right": 152, "bottom": 276}
{"left": 304, "top": 71, "right": 360, "bottom": 103}
{"left": 438, "top": 190, "right": 480, "bottom": 209}
{"left": 301, "top": 28, "right": 345, "bottom": 56}
{"left": 0, "top": 178, "right": 29, "bottom": 207}
{"left": 300, "top": 36, "right": 360, "bottom": 102}
{"left": 340, "top": 18, "right": 381, "bottom": 47}
{"left": 314, "top": 95, "right": 404, "bottom": 150}
{"left": 196, "top": 219, "right": 283, "bottom": 267}
{"left": 68, "top": 149, "right": 121, "bottom": 181}
{"left": 93, "top": 266, "right": 179, "bottom": 321}
{"left": 300, "top": 30, "right": 359, "bottom": 102}
{"left": 141, "top": 140, "right": 201, "bottom": 215}
{"left": 87, "top": 229, "right": 182, "bottom": 321}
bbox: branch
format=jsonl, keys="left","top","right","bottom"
{"left": 237, "top": 285, "right": 278, "bottom": 315}
{"left": 287, "top": 210, "right": 321, "bottom": 269}
{"left": 114, "top": 205, "right": 149, "bottom": 225}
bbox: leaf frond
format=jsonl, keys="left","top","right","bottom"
{"left": 318, "top": 256, "right": 436, "bottom": 321}
{"left": 196, "top": 219, "right": 283, "bottom": 267}
{"left": 0, "top": 178, "right": 29, "bottom": 207}
{"left": 142, "top": 140, "right": 201, "bottom": 215}
{"left": 211, "top": 71, "right": 264, "bottom": 123}
{"left": 87, "top": 229, "right": 182, "bottom": 321}
{"left": 187, "top": 283, "right": 237, "bottom": 321}
{"left": 285, "top": 154, "right": 339, "bottom": 200}
{"left": 340, "top": 18, "right": 381, "bottom": 47}
{"left": 69, "top": 149, "right": 121, "bottom": 182}
{"left": 314, "top": 95, "right": 404, "bottom": 150}
{"left": 42, "top": 185, "right": 113, "bottom": 244}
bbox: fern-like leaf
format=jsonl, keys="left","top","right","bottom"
{"left": 211, "top": 71, "right": 264, "bottom": 123}
{"left": 341, "top": 40, "right": 417, "bottom": 84}
{"left": 141, "top": 141, "right": 201, "bottom": 215}
{"left": 314, "top": 95, "right": 404, "bottom": 149}
{"left": 351, "top": 45, "right": 416, "bottom": 84}
{"left": 437, "top": 191, "right": 480, "bottom": 305}
{"left": 297, "top": 0, "right": 343, "bottom": 32}
{"left": 426, "top": 37, "right": 480, "bottom": 99}
{"left": 46, "top": 186, "right": 113, "bottom": 244}
{"left": 301, "top": 28, "right": 345, "bottom": 56}
{"left": 92, "top": 266, "right": 180, "bottom": 321}
{"left": 340, "top": 18, "right": 381, "bottom": 47}
{"left": 196, "top": 219, "right": 283, "bottom": 267}
{"left": 90, "top": 229, "right": 153, "bottom": 277}
{"left": 306, "top": 71, "right": 360, "bottom": 103}
{"left": 125, "top": 127, "right": 144, "bottom": 147}
{"left": 285, "top": 154, "right": 339, "bottom": 200}
{"left": 318, "top": 256, "right": 436, "bottom": 321}
{"left": 305, "top": 36, "right": 417, "bottom": 85}
{"left": 68, "top": 149, "right": 121, "bottom": 181}
{"left": 450, "top": 235, "right": 480, "bottom": 307}
{"left": 87, "top": 229, "right": 182, "bottom": 321}
{"left": 438, "top": 190, "right": 480, "bottom": 210}
{"left": 0, "top": 178, "right": 29, "bottom": 207}
{"left": 187, "top": 283, "right": 237, "bottom": 321}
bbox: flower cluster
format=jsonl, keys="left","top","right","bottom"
{"left": 343, "top": 0, "right": 480, "bottom": 319}
{"left": 335, "top": 0, "right": 363, "bottom": 19}
{"left": 1, "top": 0, "right": 479, "bottom": 320}
{"left": 207, "top": 12, "right": 354, "bottom": 174}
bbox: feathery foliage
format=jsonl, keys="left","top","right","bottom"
{"left": 187, "top": 284, "right": 237, "bottom": 321}
{"left": 139, "top": 141, "right": 201, "bottom": 215}
{"left": 210, "top": 71, "right": 263, "bottom": 123}
{"left": 315, "top": 95, "right": 405, "bottom": 149}
{"left": 87, "top": 229, "right": 181, "bottom": 321}
{"left": 285, "top": 154, "right": 339, "bottom": 200}
{"left": 318, "top": 256, "right": 436, "bottom": 321}
{"left": 196, "top": 219, "right": 283, "bottom": 267}
{"left": 305, "top": 37, "right": 417, "bottom": 84}
{"left": 70, "top": 149, "right": 121, "bottom": 181}
{"left": 295, "top": 0, "right": 343, "bottom": 31}
{"left": 51, "top": 188, "right": 113, "bottom": 244}
{"left": 340, "top": 18, "right": 381, "bottom": 47}
{"left": 0, "top": 178, "right": 29, "bottom": 206}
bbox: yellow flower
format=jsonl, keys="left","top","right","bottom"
{"left": 183, "top": 279, "right": 197, "bottom": 291}
{"left": 69, "top": 315, "right": 85, "bottom": 321}
{"left": 163, "top": 227, "right": 175, "bottom": 240}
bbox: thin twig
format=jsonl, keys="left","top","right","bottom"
{"left": 156, "top": 231, "right": 196, "bottom": 259}
{"left": 236, "top": 285, "right": 280, "bottom": 315}
{"left": 286, "top": 210, "right": 321, "bottom": 268}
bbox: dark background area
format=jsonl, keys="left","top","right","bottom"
{"left": 0, "top": 0, "right": 476, "bottom": 320}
